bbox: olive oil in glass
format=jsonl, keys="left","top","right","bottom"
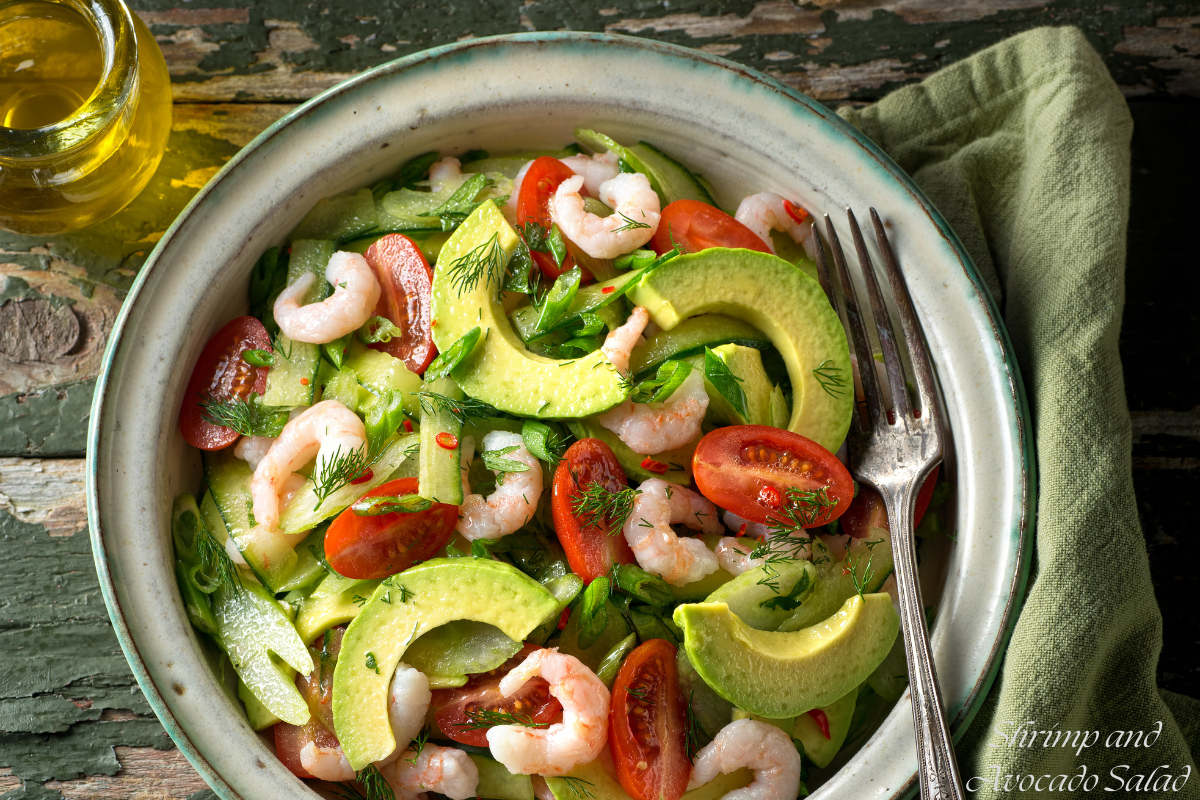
{"left": 0, "top": 0, "right": 172, "bottom": 234}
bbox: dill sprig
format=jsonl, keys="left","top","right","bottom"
{"left": 571, "top": 479, "right": 639, "bottom": 537}
{"left": 445, "top": 231, "right": 506, "bottom": 295}
{"left": 748, "top": 487, "right": 839, "bottom": 564}
{"left": 330, "top": 763, "right": 395, "bottom": 800}
{"left": 625, "top": 685, "right": 648, "bottom": 701}
{"left": 845, "top": 538, "right": 885, "bottom": 599}
{"left": 406, "top": 726, "right": 431, "bottom": 763}
{"left": 456, "top": 708, "right": 550, "bottom": 731}
{"left": 812, "top": 359, "right": 849, "bottom": 398}
{"left": 611, "top": 211, "right": 651, "bottom": 232}
{"left": 415, "top": 389, "right": 499, "bottom": 424}
{"left": 194, "top": 517, "right": 244, "bottom": 597}
{"left": 310, "top": 442, "right": 378, "bottom": 511}
{"left": 559, "top": 777, "right": 596, "bottom": 799}
{"left": 196, "top": 392, "right": 287, "bottom": 438}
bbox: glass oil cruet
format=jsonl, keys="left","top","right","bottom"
{"left": 0, "top": 0, "right": 171, "bottom": 234}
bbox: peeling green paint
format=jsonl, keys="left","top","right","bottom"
{"left": 0, "top": 380, "right": 94, "bottom": 458}
{"left": 0, "top": 278, "right": 75, "bottom": 309}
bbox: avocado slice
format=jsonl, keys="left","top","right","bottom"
{"left": 628, "top": 248, "right": 852, "bottom": 452}
{"left": 294, "top": 573, "right": 382, "bottom": 644}
{"left": 692, "top": 343, "right": 774, "bottom": 427}
{"left": 628, "top": 313, "right": 770, "bottom": 380}
{"left": 776, "top": 532, "right": 894, "bottom": 632}
{"left": 333, "top": 558, "right": 559, "bottom": 768}
{"left": 791, "top": 685, "right": 858, "bottom": 768}
{"left": 430, "top": 201, "right": 628, "bottom": 418}
{"left": 704, "top": 558, "right": 817, "bottom": 631}
{"left": 673, "top": 593, "right": 899, "bottom": 718}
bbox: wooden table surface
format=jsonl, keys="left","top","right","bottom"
{"left": 1, "top": 2, "right": 1196, "bottom": 798}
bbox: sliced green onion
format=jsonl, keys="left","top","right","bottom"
{"left": 631, "top": 359, "right": 692, "bottom": 404}
{"left": 614, "top": 563, "right": 673, "bottom": 607}
{"left": 241, "top": 348, "right": 275, "bottom": 368}
{"left": 352, "top": 494, "right": 433, "bottom": 516}
{"left": 535, "top": 267, "right": 582, "bottom": 333}
{"left": 613, "top": 249, "right": 656, "bottom": 272}
{"left": 425, "top": 326, "right": 482, "bottom": 381}
{"left": 358, "top": 315, "right": 404, "bottom": 344}
{"left": 575, "top": 577, "right": 610, "bottom": 649}
{"left": 546, "top": 224, "right": 568, "bottom": 269}
{"left": 557, "top": 336, "right": 603, "bottom": 359}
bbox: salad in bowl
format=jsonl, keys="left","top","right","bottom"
{"left": 170, "top": 128, "right": 947, "bottom": 800}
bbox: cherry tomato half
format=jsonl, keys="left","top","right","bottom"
{"left": 692, "top": 425, "right": 854, "bottom": 527}
{"left": 324, "top": 478, "right": 458, "bottom": 580}
{"left": 552, "top": 438, "right": 637, "bottom": 583}
{"left": 273, "top": 722, "right": 315, "bottom": 778}
{"left": 840, "top": 465, "right": 940, "bottom": 538}
{"left": 179, "top": 316, "right": 271, "bottom": 451}
{"left": 517, "top": 156, "right": 578, "bottom": 280}
{"left": 610, "top": 639, "right": 691, "bottom": 800}
{"left": 433, "top": 643, "right": 562, "bottom": 747}
{"left": 364, "top": 234, "right": 437, "bottom": 375}
{"left": 650, "top": 199, "right": 771, "bottom": 256}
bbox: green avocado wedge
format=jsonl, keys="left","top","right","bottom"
{"left": 673, "top": 593, "right": 899, "bottom": 718}
{"left": 792, "top": 685, "right": 859, "bottom": 768}
{"left": 429, "top": 201, "right": 628, "bottom": 418}
{"left": 628, "top": 248, "right": 853, "bottom": 452}
{"left": 333, "top": 558, "right": 558, "bottom": 768}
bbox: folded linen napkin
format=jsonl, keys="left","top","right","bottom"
{"left": 839, "top": 26, "right": 1200, "bottom": 796}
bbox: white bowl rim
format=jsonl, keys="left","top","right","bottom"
{"left": 86, "top": 30, "right": 1036, "bottom": 800}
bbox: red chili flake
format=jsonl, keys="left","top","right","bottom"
{"left": 402, "top": 419, "right": 414, "bottom": 433}
{"left": 601, "top": 286, "right": 615, "bottom": 294}
{"left": 431, "top": 318, "right": 439, "bottom": 328}
{"left": 350, "top": 469, "right": 374, "bottom": 485}
{"left": 783, "top": 199, "right": 809, "bottom": 225}
{"left": 558, "top": 608, "right": 571, "bottom": 630}
{"left": 736, "top": 523, "right": 748, "bottom": 537}
{"left": 807, "top": 708, "right": 831, "bottom": 739}
{"left": 436, "top": 432, "right": 459, "bottom": 450}
{"left": 640, "top": 457, "right": 669, "bottom": 474}
{"left": 300, "top": 377, "right": 310, "bottom": 386}
{"left": 758, "top": 485, "right": 782, "bottom": 508}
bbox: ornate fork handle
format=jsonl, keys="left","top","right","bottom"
{"left": 882, "top": 481, "right": 965, "bottom": 800}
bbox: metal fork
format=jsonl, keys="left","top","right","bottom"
{"left": 812, "top": 209, "right": 965, "bottom": 800}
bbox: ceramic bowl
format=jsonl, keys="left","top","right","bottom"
{"left": 87, "top": 32, "right": 1034, "bottom": 800}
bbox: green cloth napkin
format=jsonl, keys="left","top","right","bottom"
{"left": 839, "top": 26, "right": 1200, "bottom": 797}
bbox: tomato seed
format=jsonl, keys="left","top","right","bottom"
{"left": 758, "top": 485, "right": 782, "bottom": 508}
{"left": 300, "top": 377, "right": 309, "bottom": 386}
{"left": 436, "top": 432, "right": 459, "bottom": 450}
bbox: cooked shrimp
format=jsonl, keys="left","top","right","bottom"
{"left": 378, "top": 743, "right": 479, "bottom": 800}
{"left": 374, "top": 663, "right": 432, "bottom": 766}
{"left": 487, "top": 648, "right": 610, "bottom": 776}
{"left": 715, "top": 537, "right": 764, "bottom": 576}
{"left": 273, "top": 251, "right": 381, "bottom": 344}
{"left": 734, "top": 192, "right": 816, "bottom": 260}
{"left": 687, "top": 719, "right": 802, "bottom": 800}
{"left": 552, "top": 173, "right": 660, "bottom": 259}
{"left": 300, "top": 724, "right": 357, "bottom": 781}
{"left": 456, "top": 431, "right": 542, "bottom": 541}
{"left": 624, "top": 479, "right": 721, "bottom": 586}
{"left": 250, "top": 400, "right": 367, "bottom": 531}
{"left": 459, "top": 435, "right": 476, "bottom": 499}
{"left": 428, "top": 156, "right": 465, "bottom": 193}
{"left": 560, "top": 150, "right": 621, "bottom": 197}
{"left": 598, "top": 308, "right": 708, "bottom": 454}
{"left": 234, "top": 435, "right": 275, "bottom": 471}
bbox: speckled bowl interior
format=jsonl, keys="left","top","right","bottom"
{"left": 88, "top": 32, "right": 1033, "bottom": 800}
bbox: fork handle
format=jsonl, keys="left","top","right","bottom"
{"left": 882, "top": 482, "right": 966, "bottom": 800}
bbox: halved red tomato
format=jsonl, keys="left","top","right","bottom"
{"left": 273, "top": 721, "right": 315, "bottom": 778}
{"left": 325, "top": 478, "right": 458, "bottom": 579}
{"left": 552, "top": 439, "right": 637, "bottom": 583}
{"left": 517, "top": 156, "right": 578, "bottom": 280}
{"left": 179, "top": 316, "right": 271, "bottom": 451}
{"left": 692, "top": 425, "right": 853, "bottom": 527}
{"left": 364, "top": 234, "right": 437, "bottom": 375}
{"left": 649, "top": 199, "right": 771, "bottom": 256}
{"left": 840, "top": 465, "right": 940, "bottom": 537}
{"left": 610, "top": 639, "right": 690, "bottom": 800}
{"left": 433, "top": 643, "right": 562, "bottom": 747}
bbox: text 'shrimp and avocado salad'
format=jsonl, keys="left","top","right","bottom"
{"left": 172, "top": 130, "right": 951, "bottom": 800}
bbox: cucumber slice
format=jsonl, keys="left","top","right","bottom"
{"left": 704, "top": 559, "right": 818, "bottom": 631}
{"left": 574, "top": 128, "right": 664, "bottom": 200}
{"left": 629, "top": 314, "right": 771, "bottom": 380}
{"left": 262, "top": 333, "right": 320, "bottom": 408}
{"left": 288, "top": 239, "right": 335, "bottom": 304}
{"left": 469, "top": 753, "right": 534, "bottom": 800}
{"left": 289, "top": 187, "right": 379, "bottom": 244}
{"left": 404, "top": 620, "right": 522, "bottom": 678}
{"left": 203, "top": 447, "right": 298, "bottom": 592}
{"left": 626, "top": 141, "right": 717, "bottom": 206}
{"left": 419, "top": 376, "right": 464, "bottom": 504}
{"left": 275, "top": 526, "right": 329, "bottom": 594}
{"left": 345, "top": 339, "right": 423, "bottom": 417}
{"left": 239, "top": 678, "right": 282, "bottom": 730}
{"left": 776, "top": 530, "right": 894, "bottom": 632}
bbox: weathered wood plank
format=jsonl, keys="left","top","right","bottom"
{"left": 123, "top": 0, "right": 1199, "bottom": 102}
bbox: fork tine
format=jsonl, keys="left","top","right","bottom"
{"left": 809, "top": 224, "right": 836, "bottom": 304}
{"left": 823, "top": 213, "right": 886, "bottom": 429}
{"left": 870, "top": 209, "right": 940, "bottom": 427}
{"left": 846, "top": 209, "right": 911, "bottom": 422}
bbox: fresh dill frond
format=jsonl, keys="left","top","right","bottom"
{"left": 625, "top": 685, "right": 648, "bottom": 701}
{"left": 310, "top": 443, "right": 377, "bottom": 511}
{"left": 415, "top": 389, "right": 499, "bottom": 424}
{"left": 812, "top": 359, "right": 849, "bottom": 398}
{"left": 355, "top": 763, "right": 396, "bottom": 800}
{"left": 456, "top": 708, "right": 549, "bottom": 730}
{"left": 755, "top": 562, "right": 780, "bottom": 595}
{"left": 406, "top": 726, "right": 431, "bottom": 763}
{"left": 197, "top": 392, "right": 288, "bottom": 438}
{"left": 194, "top": 517, "right": 243, "bottom": 597}
{"left": 748, "top": 486, "right": 841, "bottom": 563}
{"left": 571, "top": 479, "right": 639, "bottom": 537}
{"left": 559, "top": 777, "right": 596, "bottom": 799}
{"left": 445, "top": 231, "right": 506, "bottom": 295}
{"left": 611, "top": 211, "right": 651, "bottom": 232}
{"left": 351, "top": 594, "right": 368, "bottom": 608}
{"left": 845, "top": 547, "right": 875, "bottom": 599}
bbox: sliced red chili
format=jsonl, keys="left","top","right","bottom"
{"left": 601, "top": 286, "right": 615, "bottom": 294}
{"left": 640, "top": 457, "right": 669, "bottom": 474}
{"left": 402, "top": 419, "right": 414, "bottom": 433}
{"left": 808, "top": 708, "right": 831, "bottom": 739}
{"left": 783, "top": 199, "right": 809, "bottom": 225}
{"left": 436, "top": 432, "right": 459, "bottom": 450}
{"left": 350, "top": 469, "right": 374, "bottom": 485}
